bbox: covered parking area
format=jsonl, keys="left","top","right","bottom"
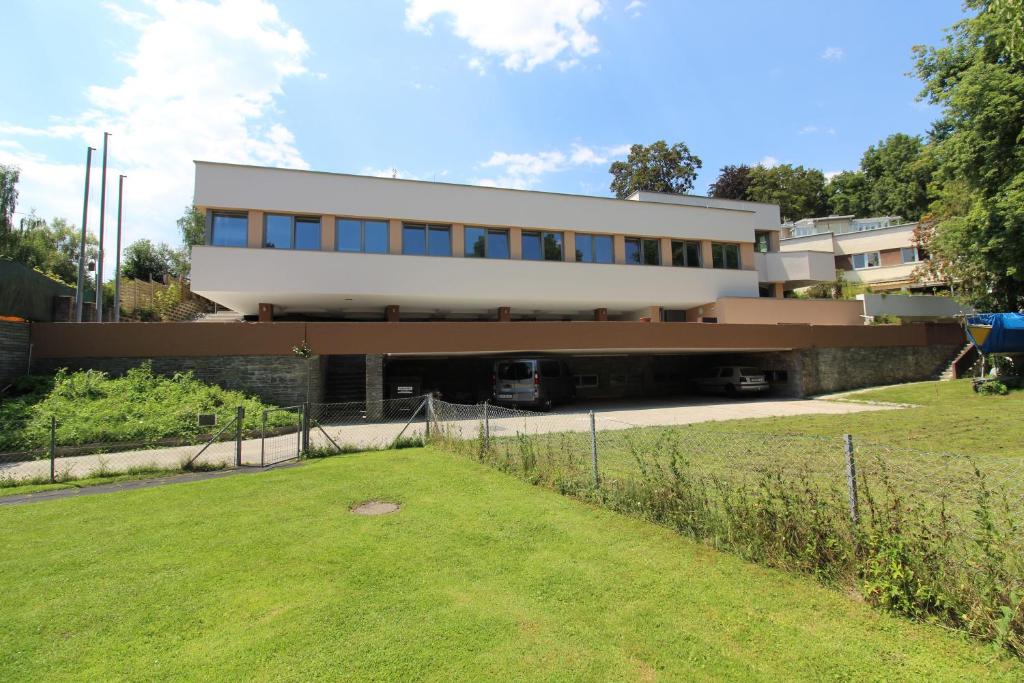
{"left": 381, "top": 349, "right": 799, "bottom": 406}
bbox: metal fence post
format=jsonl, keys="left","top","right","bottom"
{"left": 425, "top": 394, "right": 433, "bottom": 440}
{"left": 483, "top": 400, "right": 490, "bottom": 448}
{"left": 590, "top": 410, "right": 600, "bottom": 487}
{"left": 235, "top": 406, "right": 244, "bottom": 467}
{"left": 844, "top": 434, "right": 859, "bottom": 525}
{"left": 301, "top": 402, "right": 310, "bottom": 455}
{"left": 260, "top": 410, "right": 267, "bottom": 468}
{"left": 49, "top": 416, "right": 57, "bottom": 483}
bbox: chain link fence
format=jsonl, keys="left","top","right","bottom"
{"left": 428, "top": 397, "right": 1024, "bottom": 655}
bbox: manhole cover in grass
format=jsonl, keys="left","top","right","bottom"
{"left": 351, "top": 500, "right": 401, "bottom": 516}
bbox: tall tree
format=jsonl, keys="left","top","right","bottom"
{"left": 121, "top": 239, "right": 174, "bottom": 282}
{"left": 825, "top": 171, "right": 872, "bottom": 217}
{"left": 860, "top": 133, "right": 935, "bottom": 220}
{"left": 608, "top": 141, "right": 702, "bottom": 198}
{"left": 912, "top": 0, "right": 1024, "bottom": 310}
{"left": 708, "top": 164, "right": 752, "bottom": 199}
{"left": 171, "top": 205, "right": 204, "bottom": 277}
{"left": 745, "top": 164, "right": 828, "bottom": 222}
{"left": 0, "top": 164, "right": 19, "bottom": 238}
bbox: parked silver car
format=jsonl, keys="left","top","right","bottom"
{"left": 693, "top": 366, "right": 769, "bottom": 397}
{"left": 492, "top": 358, "right": 574, "bottom": 411}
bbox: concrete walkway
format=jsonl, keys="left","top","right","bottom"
{"left": 0, "top": 395, "right": 895, "bottom": 483}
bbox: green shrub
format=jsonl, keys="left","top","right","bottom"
{"left": 0, "top": 363, "right": 297, "bottom": 452}
{"left": 979, "top": 381, "right": 1009, "bottom": 396}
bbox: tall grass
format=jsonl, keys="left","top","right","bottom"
{"left": 433, "top": 425, "right": 1024, "bottom": 657}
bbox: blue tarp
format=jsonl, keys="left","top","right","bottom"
{"left": 966, "top": 313, "right": 1024, "bottom": 353}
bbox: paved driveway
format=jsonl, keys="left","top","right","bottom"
{"left": 0, "top": 395, "right": 896, "bottom": 483}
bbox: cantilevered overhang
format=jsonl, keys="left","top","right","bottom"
{"left": 190, "top": 245, "right": 760, "bottom": 317}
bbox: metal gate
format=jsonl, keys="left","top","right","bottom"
{"left": 255, "top": 405, "right": 303, "bottom": 467}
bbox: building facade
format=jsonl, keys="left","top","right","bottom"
{"left": 190, "top": 162, "right": 836, "bottom": 322}
{"left": 779, "top": 215, "right": 944, "bottom": 292}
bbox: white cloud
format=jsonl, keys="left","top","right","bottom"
{"left": 799, "top": 125, "right": 836, "bottom": 135}
{"left": 405, "top": 0, "right": 603, "bottom": 72}
{"left": 757, "top": 155, "right": 780, "bottom": 169}
{"left": 0, "top": 0, "right": 312, "bottom": 272}
{"left": 467, "top": 56, "right": 486, "bottom": 75}
{"left": 824, "top": 170, "right": 844, "bottom": 181}
{"left": 474, "top": 142, "right": 628, "bottom": 189}
{"left": 625, "top": 0, "right": 645, "bottom": 17}
{"left": 820, "top": 46, "right": 844, "bottom": 61}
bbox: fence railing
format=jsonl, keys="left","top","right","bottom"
{"left": 425, "top": 396, "right": 1024, "bottom": 656}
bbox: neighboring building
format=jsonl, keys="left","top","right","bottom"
{"left": 779, "top": 215, "right": 945, "bottom": 292}
{"left": 190, "top": 162, "right": 834, "bottom": 322}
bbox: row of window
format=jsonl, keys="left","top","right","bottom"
{"left": 209, "top": 212, "right": 743, "bottom": 269}
{"left": 849, "top": 247, "right": 921, "bottom": 270}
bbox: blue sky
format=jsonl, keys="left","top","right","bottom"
{"left": 1, "top": 0, "right": 967, "bottom": 261}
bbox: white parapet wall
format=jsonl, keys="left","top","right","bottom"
{"left": 857, "top": 293, "right": 972, "bottom": 321}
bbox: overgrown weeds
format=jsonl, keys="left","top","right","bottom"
{"left": 433, "top": 425, "right": 1024, "bottom": 658}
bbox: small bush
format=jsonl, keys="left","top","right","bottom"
{"left": 979, "top": 380, "right": 1009, "bottom": 396}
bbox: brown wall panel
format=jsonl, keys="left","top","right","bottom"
{"left": 30, "top": 321, "right": 965, "bottom": 359}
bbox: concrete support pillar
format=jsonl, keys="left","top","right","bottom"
{"left": 659, "top": 238, "right": 673, "bottom": 266}
{"left": 497, "top": 306, "right": 511, "bottom": 322}
{"left": 320, "top": 214, "right": 335, "bottom": 252}
{"left": 388, "top": 219, "right": 402, "bottom": 255}
{"left": 593, "top": 307, "right": 608, "bottom": 321}
{"left": 563, "top": 231, "right": 576, "bottom": 262}
{"left": 613, "top": 234, "right": 626, "bottom": 264}
{"left": 700, "top": 241, "right": 714, "bottom": 268}
{"left": 769, "top": 231, "right": 781, "bottom": 252}
{"left": 385, "top": 305, "right": 400, "bottom": 322}
{"left": 647, "top": 306, "right": 662, "bottom": 322}
{"left": 365, "top": 354, "right": 384, "bottom": 419}
{"left": 247, "top": 210, "right": 264, "bottom": 248}
{"left": 452, "top": 223, "right": 465, "bottom": 257}
{"left": 258, "top": 303, "right": 274, "bottom": 322}
{"left": 740, "top": 242, "right": 756, "bottom": 270}
{"left": 509, "top": 227, "right": 522, "bottom": 259}
{"left": 772, "top": 282, "right": 785, "bottom": 298}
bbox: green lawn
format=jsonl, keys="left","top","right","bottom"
{"left": 1, "top": 449, "right": 1018, "bottom": 680}
{"left": 713, "top": 379, "right": 1024, "bottom": 457}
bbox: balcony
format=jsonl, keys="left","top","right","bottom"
{"left": 754, "top": 250, "right": 836, "bottom": 287}
{"left": 191, "top": 245, "right": 760, "bottom": 319}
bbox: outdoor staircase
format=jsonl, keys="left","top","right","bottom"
{"left": 938, "top": 343, "right": 981, "bottom": 381}
{"left": 196, "top": 309, "right": 245, "bottom": 323}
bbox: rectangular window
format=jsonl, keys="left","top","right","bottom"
{"left": 575, "top": 233, "right": 613, "bottom": 263}
{"left": 755, "top": 231, "right": 771, "bottom": 253}
{"left": 625, "top": 237, "right": 660, "bottom": 265}
{"left": 465, "top": 227, "right": 509, "bottom": 258}
{"left": 264, "top": 214, "right": 321, "bottom": 250}
{"left": 711, "top": 243, "right": 740, "bottom": 269}
{"left": 210, "top": 212, "right": 248, "bottom": 247}
{"left": 852, "top": 251, "right": 881, "bottom": 269}
{"left": 403, "top": 223, "right": 451, "bottom": 256}
{"left": 337, "top": 218, "right": 389, "bottom": 254}
{"left": 671, "top": 240, "right": 702, "bottom": 267}
{"left": 900, "top": 246, "right": 920, "bottom": 264}
{"left": 522, "top": 231, "right": 563, "bottom": 261}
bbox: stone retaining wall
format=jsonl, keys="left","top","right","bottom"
{"left": 32, "top": 354, "right": 324, "bottom": 407}
{"left": 0, "top": 321, "right": 31, "bottom": 388}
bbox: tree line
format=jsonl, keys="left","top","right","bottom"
{"left": 609, "top": 0, "right": 1023, "bottom": 311}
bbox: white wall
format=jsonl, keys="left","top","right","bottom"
{"left": 195, "top": 162, "right": 759, "bottom": 242}
{"left": 834, "top": 224, "right": 916, "bottom": 255}
{"left": 627, "top": 191, "right": 781, "bottom": 230}
{"left": 779, "top": 232, "right": 835, "bottom": 253}
{"left": 858, "top": 293, "right": 972, "bottom": 320}
{"left": 755, "top": 250, "right": 836, "bottom": 284}
{"left": 191, "top": 245, "right": 759, "bottom": 317}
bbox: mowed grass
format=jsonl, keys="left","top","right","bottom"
{"left": 1, "top": 449, "right": 1018, "bottom": 681}
{"left": 712, "top": 379, "right": 1024, "bottom": 458}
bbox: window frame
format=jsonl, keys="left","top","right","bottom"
{"left": 402, "top": 222, "right": 452, "bottom": 257}
{"left": 209, "top": 211, "right": 248, "bottom": 248}
{"left": 464, "top": 226, "right": 510, "bottom": 259}
{"left": 900, "top": 246, "right": 920, "bottom": 264}
{"left": 336, "top": 217, "right": 389, "bottom": 254}
{"left": 852, "top": 251, "right": 882, "bottom": 269}
{"left": 521, "top": 230, "right": 564, "bottom": 262}
{"left": 711, "top": 242, "right": 741, "bottom": 270}
{"left": 263, "top": 213, "right": 321, "bottom": 251}
{"left": 671, "top": 240, "right": 702, "bottom": 268}
{"left": 624, "top": 237, "right": 661, "bottom": 266}
{"left": 574, "top": 232, "right": 614, "bottom": 264}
